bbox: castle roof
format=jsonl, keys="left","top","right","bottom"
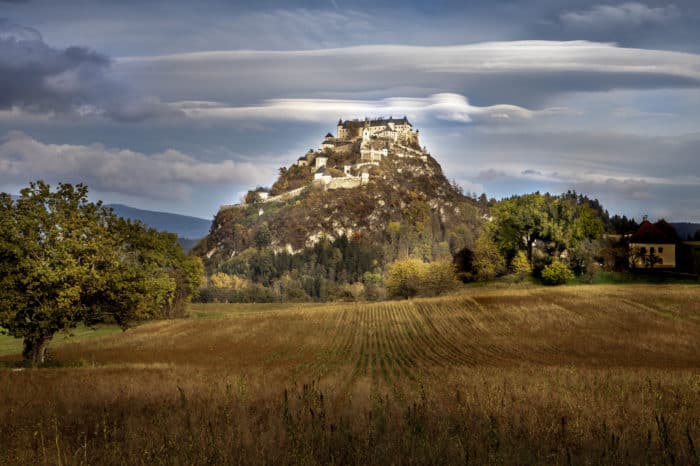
{"left": 338, "top": 116, "right": 412, "bottom": 128}
{"left": 325, "top": 132, "right": 334, "bottom": 138}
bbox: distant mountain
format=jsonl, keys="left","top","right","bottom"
{"left": 106, "top": 204, "right": 211, "bottom": 241}
{"left": 671, "top": 222, "right": 700, "bottom": 240}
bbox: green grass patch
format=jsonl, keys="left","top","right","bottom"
{"left": 0, "top": 324, "right": 122, "bottom": 358}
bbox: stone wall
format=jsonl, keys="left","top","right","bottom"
{"left": 325, "top": 177, "right": 363, "bottom": 190}
{"left": 262, "top": 186, "right": 307, "bottom": 203}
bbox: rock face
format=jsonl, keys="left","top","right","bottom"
{"left": 193, "top": 119, "right": 481, "bottom": 272}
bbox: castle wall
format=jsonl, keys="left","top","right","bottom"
{"left": 262, "top": 186, "right": 307, "bottom": 204}
{"left": 325, "top": 177, "right": 363, "bottom": 190}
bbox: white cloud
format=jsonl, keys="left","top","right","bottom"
{"left": 112, "top": 41, "right": 700, "bottom": 114}
{"left": 561, "top": 3, "right": 680, "bottom": 30}
{"left": 0, "top": 131, "right": 268, "bottom": 199}
{"left": 169, "top": 93, "right": 568, "bottom": 123}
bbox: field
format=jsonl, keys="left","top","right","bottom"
{"left": 1, "top": 284, "right": 700, "bottom": 464}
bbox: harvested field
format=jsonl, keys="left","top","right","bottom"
{"left": 1, "top": 284, "right": 699, "bottom": 464}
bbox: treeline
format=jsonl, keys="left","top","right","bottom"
{"left": 198, "top": 191, "right": 633, "bottom": 302}
{"left": 455, "top": 191, "right": 636, "bottom": 284}
{"left": 199, "top": 235, "right": 385, "bottom": 303}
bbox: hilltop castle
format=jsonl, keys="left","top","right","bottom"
{"left": 235, "top": 117, "right": 429, "bottom": 207}
{"left": 336, "top": 116, "right": 419, "bottom": 145}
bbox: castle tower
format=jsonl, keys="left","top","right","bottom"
{"left": 362, "top": 126, "right": 370, "bottom": 143}
{"left": 337, "top": 119, "right": 345, "bottom": 139}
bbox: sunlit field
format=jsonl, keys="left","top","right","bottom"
{"left": 2, "top": 284, "right": 699, "bottom": 464}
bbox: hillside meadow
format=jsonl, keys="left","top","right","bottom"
{"left": 1, "top": 284, "right": 699, "bottom": 464}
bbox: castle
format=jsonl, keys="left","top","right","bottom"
{"left": 337, "top": 117, "right": 419, "bottom": 144}
{"left": 234, "top": 117, "right": 429, "bottom": 206}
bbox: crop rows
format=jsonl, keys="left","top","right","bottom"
{"left": 299, "top": 288, "right": 700, "bottom": 383}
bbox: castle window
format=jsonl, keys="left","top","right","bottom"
{"left": 650, "top": 247, "right": 655, "bottom": 254}
{"left": 640, "top": 247, "right": 647, "bottom": 254}
{"left": 658, "top": 247, "right": 664, "bottom": 253}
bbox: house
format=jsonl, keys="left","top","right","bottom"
{"left": 313, "top": 167, "right": 332, "bottom": 184}
{"left": 628, "top": 219, "right": 678, "bottom": 269}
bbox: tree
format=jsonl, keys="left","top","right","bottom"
{"left": 0, "top": 181, "right": 201, "bottom": 366}
{"left": 492, "top": 193, "right": 548, "bottom": 263}
{"left": 472, "top": 227, "right": 506, "bottom": 281}
{"left": 453, "top": 247, "right": 475, "bottom": 282}
{"left": 492, "top": 193, "right": 604, "bottom": 268}
{"left": 254, "top": 223, "right": 272, "bottom": 249}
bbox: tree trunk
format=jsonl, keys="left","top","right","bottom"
{"left": 22, "top": 335, "right": 52, "bottom": 367}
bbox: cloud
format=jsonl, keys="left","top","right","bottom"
{"left": 0, "top": 20, "right": 178, "bottom": 121}
{"left": 170, "top": 93, "right": 568, "bottom": 124}
{"left": 115, "top": 41, "right": 700, "bottom": 109}
{"left": 0, "top": 131, "right": 268, "bottom": 199}
{"left": 560, "top": 3, "right": 680, "bottom": 30}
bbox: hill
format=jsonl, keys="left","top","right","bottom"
{"left": 194, "top": 118, "right": 484, "bottom": 278}
{"left": 106, "top": 204, "right": 210, "bottom": 243}
{"left": 671, "top": 222, "right": 700, "bottom": 240}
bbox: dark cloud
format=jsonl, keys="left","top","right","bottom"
{"left": 0, "top": 20, "right": 179, "bottom": 121}
{"left": 0, "top": 20, "right": 109, "bottom": 111}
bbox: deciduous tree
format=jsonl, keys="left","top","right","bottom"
{"left": 0, "top": 181, "right": 202, "bottom": 366}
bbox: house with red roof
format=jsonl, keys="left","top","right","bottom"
{"left": 628, "top": 219, "right": 679, "bottom": 269}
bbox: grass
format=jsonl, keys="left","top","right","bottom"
{"left": 1, "top": 284, "right": 699, "bottom": 464}
{"left": 0, "top": 324, "right": 122, "bottom": 359}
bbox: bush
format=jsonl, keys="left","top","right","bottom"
{"left": 541, "top": 261, "right": 574, "bottom": 286}
{"left": 511, "top": 251, "right": 532, "bottom": 274}
{"left": 339, "top": 282, "right": 365, "bottom": 301}
{"left": 386, "top": 259, "right": 459, "bottom": 299}
{"left": 385, "top": 259, "right": 423, "bottom": 299}
{"left": 421, "top": 261, "right": 459, "bottom": 296}
{"left": 195, "top": 284, "right": 277, "bottom": 303}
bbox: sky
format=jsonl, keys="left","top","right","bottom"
{"left": 1, "top": 0, "right": 699, "bottom": 221}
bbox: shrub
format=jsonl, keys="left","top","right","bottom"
{"left": 421, "top": 261, "right": 459, "bottom": 296}
{"left": 511, "top": 251, "right": 532, "bottom": 274}
{"left": 385, "top": 259, "right": 423, "bottom": 299}
{"left": 339, "top": 282, "right": 365, "bottom": 301}
{"left": 541, "top": 261, "right": 574, "bottom": 286}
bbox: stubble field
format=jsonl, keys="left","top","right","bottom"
{"left": 1, "top": 284, "right": 699, "bottom": 464}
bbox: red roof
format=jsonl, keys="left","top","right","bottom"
{"left": 629, "top": 220, "right": 678, "bottom": 244}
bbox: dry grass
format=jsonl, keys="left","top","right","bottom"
{"left": 1, "top": 284, "right": 699, "bottom": 464}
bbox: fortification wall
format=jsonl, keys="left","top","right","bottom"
{"left": 263, "top": 186, "right": 307, "bottom": 203}
{"left": 325, "top": 177, "right": 362, "bottom": 190}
